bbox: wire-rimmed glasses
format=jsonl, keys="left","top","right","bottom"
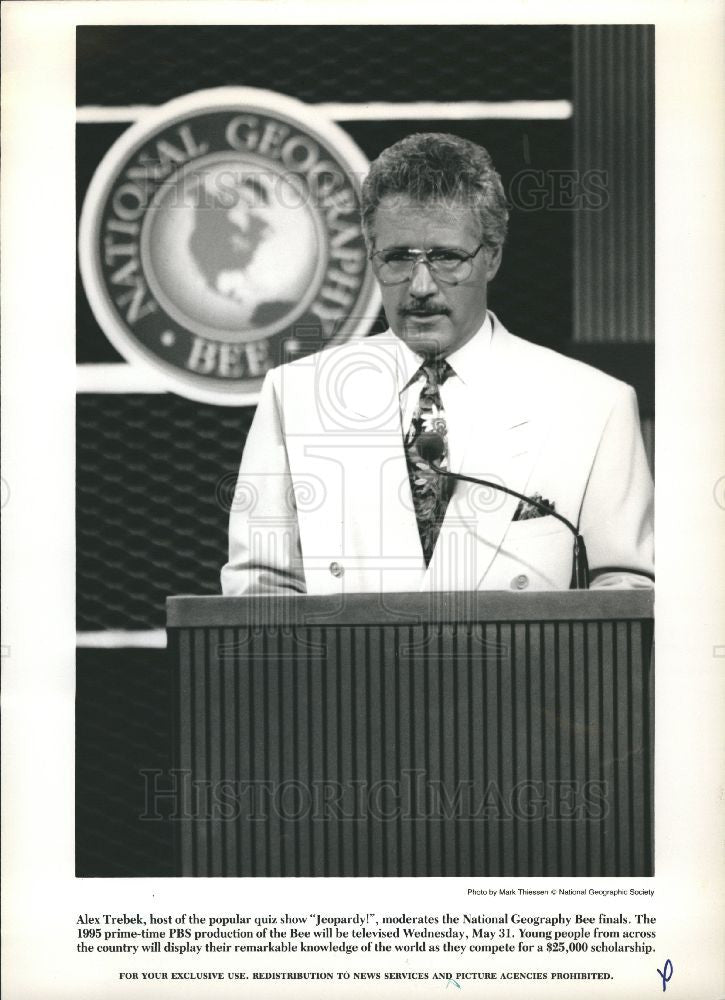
{"left": 369, "top": 244, "right": 486, "bottom": 285}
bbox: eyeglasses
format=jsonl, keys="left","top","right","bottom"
{"left": 369, "top": 244, "right": 486, "bottom": 285}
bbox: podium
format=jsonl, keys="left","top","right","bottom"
{"left": 166, "top": 590, "right": 653, "bottom": 877}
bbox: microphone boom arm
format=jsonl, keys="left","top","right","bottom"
{"left": 428, "top": 461, "right": 575, "bottom": 533}
{"left": 427, "top": 460, "right": 590, "bottom": 590}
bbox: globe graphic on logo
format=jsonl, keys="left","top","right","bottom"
{"left": 140, "top": 155, "right": 327, "bottom": 343}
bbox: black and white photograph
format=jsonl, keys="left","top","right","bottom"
{"left": 75, "top": 22, "right": 654, "bottom": 880}
{"left": 2, "top": 3, "right": 723, "bottom": 999}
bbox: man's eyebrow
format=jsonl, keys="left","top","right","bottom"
{"left": 379, "top": 244, "right": 457, "bottom": 252}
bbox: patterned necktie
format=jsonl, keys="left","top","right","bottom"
{"left": 404, "top": 359, "right": 455, "bottom": 566}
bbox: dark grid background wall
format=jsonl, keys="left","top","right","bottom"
{"left": 75, "top": 26, "right": 653, "bottom": 875}
{"left": 76, "top": 25, "right": 572, "bottom": 106}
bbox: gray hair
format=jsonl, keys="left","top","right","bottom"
{"left": 360, "top": 132, "right": 509, "bottom": 252}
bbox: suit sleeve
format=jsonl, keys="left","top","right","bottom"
{"left": 579, "top": 383, "right": 654, "bottom": 589}
{"left": 220, "top": 370, "right": 306, "bottom": 596}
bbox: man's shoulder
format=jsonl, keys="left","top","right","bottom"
{"left": 497, "top": 323, "right": 634, "bottom": 403}
{"left": 283, "top": 332, "right": 398, "bottom": 365}
{"left": 269, "top": 332, "right": 403, "bottom": 382}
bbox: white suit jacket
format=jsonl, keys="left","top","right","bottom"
{"left": 221, "top": 315, "right": 654, "bottom": 595}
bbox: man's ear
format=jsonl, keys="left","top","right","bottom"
{"left": 486, "top": 245, "right": 503, "bottom": 281}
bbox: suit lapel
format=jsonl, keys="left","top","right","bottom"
{"left": 338, "top": 337, "right": 427, "bottom": 576}
{"left": 331, "top": 334, "right": 406, "bottom": 430}
{"left": 423, "top": 320, "right": 546, "bottom": 590}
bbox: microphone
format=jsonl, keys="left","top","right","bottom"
{"left": 416, "top": 432, "right": 589, "bottom": 590}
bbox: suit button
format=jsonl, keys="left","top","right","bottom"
{"left": 329, "top": 561, "right": 344, "bottom": 578}
{"left": 512, "top": 574, "right": 529, "bottom": 590}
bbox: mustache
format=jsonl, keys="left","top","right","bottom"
{"left": 399, "top": 304, "right": 451, "bottom": 317}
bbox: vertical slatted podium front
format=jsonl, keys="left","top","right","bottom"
{"left": 166, "top": 591, "right": 653, "bottom": 877}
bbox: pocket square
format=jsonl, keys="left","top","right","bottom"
{"left": 513, "top": 493, "right": 555, "bottom": 521}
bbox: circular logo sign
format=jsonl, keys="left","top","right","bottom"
{"left": 79, "top": 87, "right": 380, "bottom": 405}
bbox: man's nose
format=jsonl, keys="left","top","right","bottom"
{"left": 408, "top": 258, "right": 438, "bottom": 298}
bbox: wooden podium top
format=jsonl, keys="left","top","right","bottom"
{"left": 167, "top": 589, "right": 654, "bottom": 628}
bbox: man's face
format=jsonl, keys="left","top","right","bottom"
{"left": 371, "top": 195, "right": 502, "bottom": 359}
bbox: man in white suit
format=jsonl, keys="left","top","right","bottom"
{"left": 222, "top": 133, "right": 653, "bottom": 596}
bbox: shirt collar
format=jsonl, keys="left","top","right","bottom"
{"left": 395, "top": 312, "right": 494, "bottom": 391}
